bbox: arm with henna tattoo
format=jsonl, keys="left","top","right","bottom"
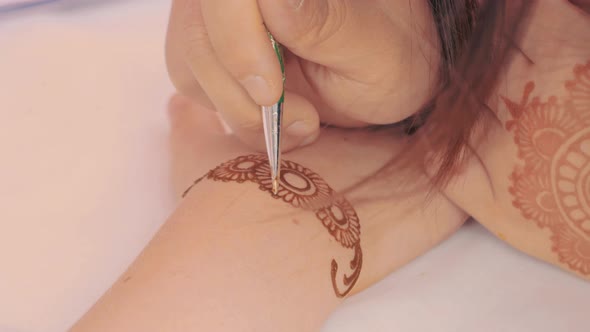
{"left": 68, "top": 124, "right": 467, "bottom": 331}
{"left": 432, "top": 0, "right": 590, "bottom": 280}
{"left": 504, "top": 60, "right": 590, "bottom": 277}
{"left": 183, "top": 154, "right": 363, "bottom": 297}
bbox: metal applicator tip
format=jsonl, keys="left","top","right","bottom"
{"left": 272, "top": 178, "right": 279, "bottom": 195}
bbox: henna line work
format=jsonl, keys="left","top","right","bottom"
{"left": 183, "top": 155, "right": 363, "bottom": 297}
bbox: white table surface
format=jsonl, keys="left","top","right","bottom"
{"left": 0, "top": 1, "right": 588, "bottom": 331}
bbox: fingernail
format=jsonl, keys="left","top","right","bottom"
{"left": 240, "top": 75, "right": 272, "bottom": 105}
{"left": 286, "top": 120, "right": 316, "bottom": 137}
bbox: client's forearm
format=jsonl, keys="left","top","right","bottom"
{"left": 69, "top": 156, "right": 362, "bottom": 332}
{"left": 69, "top": 144, "right": 467, "bottom": 331}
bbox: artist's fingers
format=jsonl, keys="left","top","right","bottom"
{"left": 166, "top": 0, "right": 215, "bottom": 109}
{"left": 166, "top": 0, "right": 319, "bottom": 149}
{"left": 219, "top": 90, "right": 321, "bottom": 152}
{"left": 168, "top": 0, "right": 258, "bottom": 130}
{"left": 200, "top": 0, "right": 284, "bottom": 106}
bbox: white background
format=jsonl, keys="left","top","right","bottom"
{"left": 0, "top": 1, "right": 588, "bottom": 331}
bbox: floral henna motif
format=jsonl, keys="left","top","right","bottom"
{"left": 316, "top": 197, "right": 361, "bottom": 248}
{"left": 512, "top": 98, "right": 581, "bottom": 173}
{"left": 254, "top": 159, "right": 333, "bottom": 210}
{"left": 183, "top": 154, "right": 362, "bottom": 297}
{"left": 509, "top": 170, "right": 561, "bottom": 228}
{"left": 505, "top": 59, "right": 590, "bottom": 275}
{"left": 551, "top": 225, "right": 590, "bottom": 275}
{"left": 208, "top": 154, "right": 266, "bottom": 183}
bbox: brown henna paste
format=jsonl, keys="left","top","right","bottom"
{"left": 183, "top": 155, "right": 362, "bottom": 297}
{"left": 503, "top": 60, "right": 590, "bottom": 275}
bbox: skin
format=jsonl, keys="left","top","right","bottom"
{"left": 166, "top": 0, "right": 440, "bottom": 150}
{"left": 183, "top": 154, "right": 364, "bottom": 297}
{"left": 71, "top": 0, "right": 589, "bottom": 331}
{"left": 69, "top": 97, "right": 466, "bottom": 331}
{"left": 437, "top": 1, "right": 590, "bottom": 280}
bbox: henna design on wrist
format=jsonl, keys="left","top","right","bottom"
{"left": 503, "top": 60, "right": 590, "bottom": 275}
{"left": 183, "top": 155, "right": 363, "bottom": 297}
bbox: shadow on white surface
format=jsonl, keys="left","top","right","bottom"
{"left": 324, "top": 221, "right": 589, "bottom": 332}
{"left": 0, "top": 1, "right": 175, "bottom": 331}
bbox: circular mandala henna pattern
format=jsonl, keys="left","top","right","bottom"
{"left": 505, "top": 61, "right": 590, "bottom": 276}
{"left": 208, "top": 155, "right": 266, "bottom": 183}
{"left": 254, "top": 159, "right": 333, "bottom": 210}
{"left": 316, "top": 197, "right": 361, "bottom": 248}
{"left": 551, "top": 128, "right": 590, "bottom": 240}
{"left": 514, "top": 99, "right": 580, "bottom": 172}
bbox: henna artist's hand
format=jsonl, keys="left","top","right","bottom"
{"left": 166, "top": 0, "right": 440, "bottom": 151}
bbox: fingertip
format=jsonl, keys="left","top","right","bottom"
{"left": 280, "top": 91, "right": 321, "bottom": 150}
{"left": 283, "top": 91, "right": 321, "bottom": 134}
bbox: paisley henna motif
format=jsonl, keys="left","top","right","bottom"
{"left": 331, "top": 244, "right": 363, "bottom": 297}
{"left": 183, "top": 155, "right": 362, "bottom": 297}
{"left": 505, "top": 59, "right": 590, "bottom": 275}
